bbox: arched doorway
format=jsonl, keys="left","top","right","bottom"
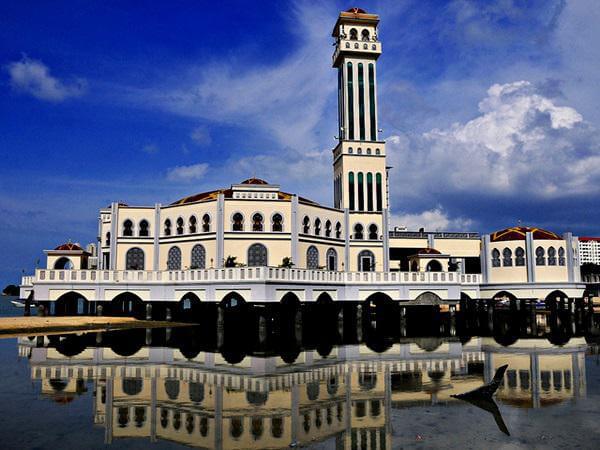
{"left": 326, "top": 248, "right": 338, "bottom": 271}
{"left": 247, "top": 244, "right": 268, "bottom": 267}
{"left": 358, "top": 250, "right": 375, "bottom": 272}
{"left": 426, "top": 260, "right": 442, "bottom": 272}
{"left": 54, "top": 257, "right": 74, "bottom": 270}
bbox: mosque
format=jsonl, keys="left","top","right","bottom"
{"left": 20, "top": 8, "right": 586, "bottom": 313}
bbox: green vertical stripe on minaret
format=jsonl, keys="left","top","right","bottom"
{"left": 358, "top": 63, "right": 365, "bottom": 141}
{"left": 369, "top": 63, "right": 376, "bottom": 141}
{"left": 347, "top": 62, "right": 354, "bottom": 140}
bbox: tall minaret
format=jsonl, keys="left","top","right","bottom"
{"left": 332, "top": 7, "right": 389, "bottom": 271}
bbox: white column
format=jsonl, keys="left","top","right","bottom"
{"left": 153, "top": 204, "right": 161, "bottom": 271}
{"left": 216, "top": 194, "right": 225, "bottom": 268}
{"left": 526, "top": 231, "right": 535, "bottom": 283}
{"left": 291, "top": 195, "right": 299, "bottom": 265}
{"left": 109, "top": 203, "right": 118, "bottom": 270}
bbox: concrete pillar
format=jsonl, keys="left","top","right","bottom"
{"left": 481, "top": 235, "right": 490, "bottom": 283}
{"left": 383, "top": 208, "right": 390, "bottom": 271}
{"left": 344, "top": 208, "right": 350, "bottom": 271}
{"left": 525, "top": 231, "right": 535, "bottom": 283}
{"left": 146, "top": 303, "right": 153, "bottom": 320}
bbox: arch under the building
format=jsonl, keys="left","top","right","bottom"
{"left": 110, "top": 292, "right": 145, "bottom": 318}
{"left": 413, "top": 291, "right": 443, "bottom": 305}
{"left": 220, "top": 291, "right": 247, "bottom": 309}
{"left": 178, "top": 292, "right": 202, "bottom": 320}
{"left": 54, "top": 257, "right": 74, "bottom": 270}
{"left": 55, "top": 291, "right": 89, "bottom": 316}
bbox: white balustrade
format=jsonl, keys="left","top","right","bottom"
{"left": 27, "top": 268, "right": 482, "bottom": 287}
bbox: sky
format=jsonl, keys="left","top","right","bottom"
{"left": 1, "top": 0, "right": 600, "bottom": 286}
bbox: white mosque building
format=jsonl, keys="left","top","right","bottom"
{"left": 20, "top": 8, "right": 586, "bottom": 313}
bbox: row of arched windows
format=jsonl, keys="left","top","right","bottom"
{"left": 348, "top": 172, "right": 383, "bottom": 211}
{"left": 122, "top": 219, "right": 150, "bottom": 237}
{"left": 302, "top": 216, "right": 342, "bottom": 239}
{"left": 492, "top": 246, "right": 565, "bottom": 267}
{"left": 353, "top": 223, "right": 378, "bottom": 240}
{"left": 231, "top": 212, "right": 283, "bottom": 232}
{"left": 164, "top": 214, "right": 211, "bottom": 236}
{"left": 125, "top": 245, "right": 207, "bottom": 270}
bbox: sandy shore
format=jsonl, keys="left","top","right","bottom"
{"left": 0, "top": 316, "right": 190, "bottom": 338}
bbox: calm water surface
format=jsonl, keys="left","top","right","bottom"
{"left": 2, "top": 303, "right": 600, "bottom": 449}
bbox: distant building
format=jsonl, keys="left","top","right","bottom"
{"left": 578, "top": 237, "right": 600, "bottom": 265}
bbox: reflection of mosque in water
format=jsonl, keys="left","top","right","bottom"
{"left": 18, "top": 310, "right": 597, "bottom": 449}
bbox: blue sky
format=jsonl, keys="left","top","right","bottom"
{"left": 1, "top": 0, "right": 600, "bottom": 286}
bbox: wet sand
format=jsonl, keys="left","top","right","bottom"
{"left": 0, "top": 316, "right": 190, "bottom": 338}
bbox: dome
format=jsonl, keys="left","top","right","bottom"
{"left": 346, "top": 7, "right": 367, "bottom": 14}
{"left": 415, "top": 248, "right": 442, "bottom": 255}
{"left": 54, "top": 242, "right": 84, "bottom": 251}
{"left": 490, "top": 226, "right": 561, "bottom": 242}
{"left": 240, "top": 177, "right": 269, "bottom": 185}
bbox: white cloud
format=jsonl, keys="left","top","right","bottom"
{"left": 190, "top": 126, "right": 212, "bottom": 146}
{"left": 5, "top": 55, "right": 87, "bottom": 102}
{"left": 390, "top": 207, "right": 474, "bottom": 232}
{"left": 126, "top": 1, "right": 338, "bottom": 150}
{"left": 387, "top": 80, "right": 600, "bottom": 202}
{"left": 166, "top": 163, "right": 209, "bottom": 182}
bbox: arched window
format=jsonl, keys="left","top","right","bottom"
{"left": 358, "top": 250, "right": 375, "bottom": 272}
{"left": 558, "top": 247, "right": 566, "bottom": 266}
{"left": 314, "top": 218, "right": 321, "bottom": 236}
{"left": 357, "top": 172, "right": 364, "bottom": 211}
{"left": 548, "top": 246, "right": 557, "bottom": 266}
{"left": 139, "top": 220, "right": 149, "bottom": 237}
{"left": 232, "top": 213, "right": 244, "bottom": 231}
{"left": 347, "top": 62, "right": 354, "bottom": 139}
{"left": 176, "top": 217, "right": 184, "bottom": 235}
{"left": 123, "top": 219, "right": 133, "bottom": 237}
{"left": 189, "top": 216, "right": 197, "bottom": 233}
{"left": 252, "top": 213, "right": 264, "bottom": 232}
{"left": 348, "top": 172, "right": 355, "bottom": 210}
{"left": 191, "top": 244, "right": 206, "bottom": 269}
{"left": 335, "top": 222, "right": 342, "bottom": 239}
{"left": 248, "top": 243, "right": 268, "bottom": 267}
{"left": 303, "top": 216, "right": 310, "bottom": 234}
{"left": 535, "top": 247, "right": 545, "bottom": 266}
{"left": 491, "top": 249, "right": 500, "bottom": 267}
{"left": 167, "top": 247, "right": 182, "bottom": 270}
{"left": 251, "top": 417, "right": 263, "bottom": 440}
{"left": 515, "top": 247, "right": 525, "bottom": 266}
{"left": 307, "top": 246, "right": 319, "bottom": 269}
{"left": 354, "top": 223, "right": 364, "bottom": 240}
{"left": 368, "top": 224, "right": 378, "bottom": 240}
{"left": 349, "top": 28, "right": 358, "bottom": 40}
{"left": 367, "top": 173, "right": 374, "bottom": 211}
{"left": 358, "top": 63, "right": 365, "bottom": 141}
{"left": 105, "top": 232, "right": 111, "bottom": 246}
{"left": 164, "top": 219, "right": 171, "bottom": 236}
{"left": 502, "top": 248, "right": 512, "bottom": 266}
{"left": 126, "top": 248, "right": 145, "bottom": 270}
{"left": 202, "top": 214, "right": 211, "bottom": 232}
{"left": 325, "top": 220, "right": 332, "bottom": 237}
{"left": 375, "top": 173, "right": 382, "bottom": 211}
{"left": 326, "top": 248, "right": 337, "bottom": 271}
{"left": 361, "top": 29, "right": 370, "bottom": 41}
{"left": 271, "top": 417, "right": 284, "bottom": 439}
{"left": 272, "top": 214, "right": 283, "bottom": 232}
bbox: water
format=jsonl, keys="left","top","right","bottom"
{"left": 2, "top": 306, "right": 600, "bottom": 449}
